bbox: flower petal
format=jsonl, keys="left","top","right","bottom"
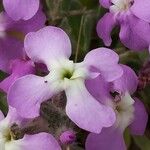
{"left": 8, "top": 75, "right": 54, "bottom": 118}
{"left": 24, "top": 26, "right": 71, "bottom": 66}
{"left": 99, "top": 0, "right": 111, "bottom": 8}
{"left": 84, "top": 48, "right": 123, "bottom": 82}
{"left": 97, "top": 13, "right": 116, "bottom": 46}
{"left": 129, "top": 98, "right": 148, "bottom": 135}
{"left": 119, "top": 15, "right": 150, "bottom": 51}
{"left": 131, "top": 0, "right": 150, "bottom": 22}
{"left": 0, "top": 10, "right": 45, "bottom": 35}
{"left": 0, "top": 10, "right": 45, "bottom": 73}
{"left": 0, "top": 37, "right": 23, "bottom": 73}
{"left": 3, "top": 0, "right": 39, "bottom": 21}
{"left": 12, "top": 133, "right": 61, "bottom": 150}
{"left": 0, "top": 11, "right": 13, "bottom": 31}
{"left": 3, "top": 106, "right": 22, "bottom": 124}
{"left": 65, "top": 79, "right": 116, "bottom": 133}
{"left": 112, "top": 65, "right": 138, "bottom": 94}
{"left": 11, "top": 8, "right": 46, "bottom": 34}
{"left": 86, "top": 127, "right": 126, "bottom": 150}
{"left": 85, "top": 75, "right": 111, "bottom": 103}
{"left": 0, "top": 59, "right": 35, "bottom": 93}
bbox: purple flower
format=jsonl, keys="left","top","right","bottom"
{"left": 0, "top": 10, "right": 46, "bottom": 73}
{"left": 0, "top": 107, "right": 61, "bottom": 150}
{"left": 3, "top": 0, "right": 40, "bottom": 21}
{"left": 8, "top": 26, "right": 123, "bottom": 133}
{"left": 97, "top": 0, "right": 150, "bottom": 51}
{"left": 86, "top": 65, "right": 148, "bottom": 150}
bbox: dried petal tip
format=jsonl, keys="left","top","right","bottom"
{"left": 138, "top": 60, "right": 150, "bottom": 90}
{"left": 59, "top": 130, "right": 76, "bottom": 145}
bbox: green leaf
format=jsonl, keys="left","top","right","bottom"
{"left": 0, "top": 92, "right": 8, "bottom": 115}
{"left": 0, "top": 71, "right": 8, "bottom": 80}
{"left": 62, "top": 0, "right": 82, "bottom": 10}
{"left": 133, "top": 135, "right": 150, "bottom": 150}
{"left": 81, "top": 14, "right": 95, "bottom": 52}
{"left": 79, "top": 0, "right": 99, "bottom": 9}
{"left": 45, "top": 0, "right": 52, "bottom": 9}
{"left": 124, "top": 129, "right": 131, "bottom": 149}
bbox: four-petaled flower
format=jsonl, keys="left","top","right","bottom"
{"left": 8, "top": 26, "right": 123, "bottom": 133}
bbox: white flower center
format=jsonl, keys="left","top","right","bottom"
{"left": 0, "top": 120, "right": 12, "bottom": 142}
{"left": 45, "top": 59, "right": 89, "bottom": 91}
{"left": 0, "top": 122, "right": 22, "bottom": 150}
{"left": 2, "top": 128, "right": 13, "bottom": 142}
{"left": 110, "top": 92, "right": 135, "bottom": 131}
{"left": 0, "top": 126, "right": 14, "bottom": 150}
{"left": 110, "top": 0, "right": 134, "bottom": 13}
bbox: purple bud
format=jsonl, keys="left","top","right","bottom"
{"left": 59, "top": 130, "right": 76, "bottom": 145}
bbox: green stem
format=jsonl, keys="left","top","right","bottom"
{"left": 74, "top": 15, "right": 84, "bottom": 62}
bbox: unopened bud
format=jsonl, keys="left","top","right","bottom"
{"left": 59, "top": 130, "right": 76, "bottom": 145}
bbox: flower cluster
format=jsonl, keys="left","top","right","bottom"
{"left": 0, "top": 0, "right": 149, "bottom": 150}
{"left": 97, "top": 0, "right": 150, "bottom": 51}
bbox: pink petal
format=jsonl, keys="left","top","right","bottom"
{"left": 131, "top": 0, "right": 150, "bottom": 22}
{"left": 97, "top": 13, "right": 116, "bottom": 46}
{"left": 129, "top": 98, "right": 148, "bottom": 135}
{"left": 24, "top": 26, "right": 71, "bottom": 66}
{"left": 8, "top": 75, "right": 54, "bottom": 118}
{"left": 11, "top": 9, "right": 46, "bottom": 34}
{"left": 0, "top": 37, "right": 23, "bottom": 73}
{"left": 4, "top": 106, "right": 23, "bottom": 125}
{"left": 112, "top": 65, "right": 138, "bottom": 94}
{"left": 119, "top": 14, "right": 150, "bottom": 51}
{"left": 84, "top": 48, "right": 123, "bottom": 82}
{"left": 99, "top": 0, "right": 111, "bottom": 8}
{"left": 3, "top": 0, "right": 39, "bottom": 21}
{"left": 65, "top": 79, "right": 116, "bottom": 133}
{"left": 0, "top": 59, "right": 35, "bottom": 93}
{"left": 86, "top": 127, "right": 126, "bottom": 150}
{"left": 17, "top": 133, "right": 61, "bottom": 150}
{"left": 85, "top": 75, "right": 111, "bottom": 103}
